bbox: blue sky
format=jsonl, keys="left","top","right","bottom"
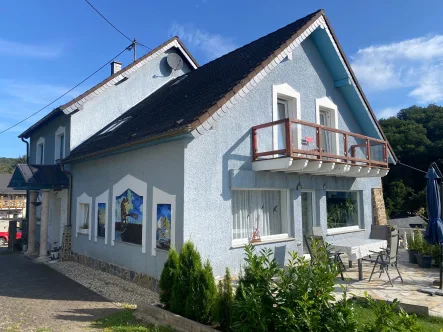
{"left": 0, "top": 0, "right": 442, "bottom": 157}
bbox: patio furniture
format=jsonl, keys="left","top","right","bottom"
{"left": 304, "top": 235, "right": 345, "bottom": 280}
{"left": 329, "top": 237, "right": 387, "bottom": 281}
{"left": 364, "top": 228, "right": 403, "bottom": 287}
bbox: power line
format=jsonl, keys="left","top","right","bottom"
{"left": 398, "top": 161, "right": 427, "bottom": 174}
{"left": 0, "top": 44, "right": 133, "bottom": 136}
{"left": 84, "top": 0, "right": 152, "bottom": 50}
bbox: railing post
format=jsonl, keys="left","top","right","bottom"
{"left": 285, "top": 119, "right": 292, "bottom": 157}
{"left": 317, "top": 127, "right": 322, "bottom": 160}
{"left": 344, "top": 134, "right": 348, "bottom": 163}
{"left": 252, "top": 128, "right": 258, "bottom": 161}
{"left": 366, "top": 139, "right": 371, "bottom": 167}
{"left": 383, "top": 143, "right": 388, "bottom": 167}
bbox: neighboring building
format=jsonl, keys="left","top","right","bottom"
{"left": 10, "top": 9, "right": 396, "bottom": 287}
{"left": 0, "top": 174, "right": 26, "bottom": 219}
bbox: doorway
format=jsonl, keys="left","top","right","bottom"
{"left": 301, "top": 191, "right": 315, "bottom": 254}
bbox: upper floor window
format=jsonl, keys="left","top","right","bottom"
{"left": 272, "top": 84, "right": 301, "bottom": 152}
{"left": 55, "top": 126, "right": 66, "bottom": 162}
{"left": 36, "top": 137, "right": 45, "bottom": 165}
{"left": 315, "top": 97, "right": 338, "bottom": 156}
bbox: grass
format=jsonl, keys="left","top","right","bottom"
{"left": 354, "top": 302, "right": 443, "bottom": 332}
{"left": 93, "top": 309, "right": 175, "bottom": 332}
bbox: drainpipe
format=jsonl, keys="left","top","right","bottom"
{"left": 60, "top": 163, "right": 72, "bottom": 227}
{"left": 21, "top": 137, "right": 30, "bottom": 247}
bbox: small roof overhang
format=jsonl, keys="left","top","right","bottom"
{"left": 8, "top": 164, "right": 69, "bottom": 191}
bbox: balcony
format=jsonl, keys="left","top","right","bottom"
{"left": 251, "top": 118, "right": 389, "bottom": 177}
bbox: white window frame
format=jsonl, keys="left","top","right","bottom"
{"left": 112, "top": 174, "right": 147, "bottom": 253}
{"left": 36, "top": 137, "right": 45, "bottom": 165}
{"left": 76, "top": 192, "right": 92, "bottom": 240}
{"left": 151, "top": 186, "right": 176, "bottom": 256}
{"left": 95, "top": 190, "right": 109, "bottom": 243}
{"left": 231, "top": 189, "right": 290, "bottom": 246}
{"left": 301, "top": 189, "right": 316, "bottom": 232}
{"left": 54, "top": 126, "right": 66, "bottom": 162}
{"left": 325, "top": 190, "right": 361, "bottom": 235}
{"left": 272, "top": 84, "right": 301, "bottom": 151}
{"left": 315, "top": 97, "right": 339, "bottom": 156}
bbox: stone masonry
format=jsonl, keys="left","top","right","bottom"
{"left": 372, "top": 187, "right": 387, "bottom": 225}
{"left": 60, "top": 226, "right": 72, "bottom": 261}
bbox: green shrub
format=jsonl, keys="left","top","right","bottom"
{"left": 159, "top": 248, "right": 179, "bottom": 310}
{"left": 165, "top": 241, "right": 216, "bottom": 324}
{"left": 212, "top": 268, "right": 233, "bottom": 331}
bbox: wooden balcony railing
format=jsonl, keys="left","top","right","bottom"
{"left": 0, "top": 200, "right": 26, "bottom": 209}
{"left": 252, "top": 118, "right": 389, "bottom": 168}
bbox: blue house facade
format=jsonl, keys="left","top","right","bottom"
{"left": 10, "top": 10, "right": 395, "bottom": 286}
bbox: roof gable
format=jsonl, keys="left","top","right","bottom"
{"left": 19, "top": 37, "right": 198, "bottom": 139}
{"left": 65, "top": 9, "right": 396, "bottom": 163}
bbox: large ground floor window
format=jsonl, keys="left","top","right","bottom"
{"left": 232, "top": 189, "right": 289, "bottom": 244}
{"left": 326, "top": 191, "right": 360, "bottom": 230}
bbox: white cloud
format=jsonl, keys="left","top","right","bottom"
{"left": 376, "top": 106, "right": 402, "bottom": 119}
{"left": 351, "top": 35, "right": 443, "bottom": 104}
{"left": 169, "top": 23, "right": 236, "bottom": 60}
{"left": 0, "top": 38, "right": 62, "bottom": 58}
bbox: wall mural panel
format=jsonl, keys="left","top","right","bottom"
{"left": 115, "top": 189, "right": 143, "bottom": 245}
{"left": 156, "top": 203, "right": 171, "bottom": 250}
{"left": 97, "top": 203, "right": 106, "bottom": 238}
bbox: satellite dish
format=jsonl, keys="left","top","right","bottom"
{"left": 166, "top": 53, "right": 184, "bottom": 71}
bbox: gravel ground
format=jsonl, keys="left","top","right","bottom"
{"left": 48, "top": 261, "right": 160, "bottom": 307}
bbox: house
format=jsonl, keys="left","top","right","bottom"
{"left": 9, "top": 9, "right": 395, "bottom": 288}
{"left": 0, "top": 174, "right": 26, "bottom": 220}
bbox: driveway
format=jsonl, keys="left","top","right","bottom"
{"left": 0, "top": 252, "right": 119, "bottom": 332}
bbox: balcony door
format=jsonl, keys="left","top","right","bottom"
{"left": 275, "top": 99, "right": 288, "bottom": 151}
{"left": 319, "top": 109, "right": 332, "bottom": 154}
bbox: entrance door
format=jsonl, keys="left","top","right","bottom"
{"left": 301, "top": 191, "right": 315, "bottom": 254}
{"left": 319, "top": 109, "right": 332, "bottom": 154}
{"left": 275, "top": 99, "right": 289, "bottom": 151}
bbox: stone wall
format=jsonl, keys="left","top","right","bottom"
{"left": 70, "top": 252, "right": 159, "bottom": 292}
{"left": 372, "top": 188, "right": 387, "bottom": 225}
{"left": 60, "top": 226, "right": 72, "bottom": 261}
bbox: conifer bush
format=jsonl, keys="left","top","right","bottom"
{"left": 213, "top": 268, "right": 234, "bottom": 331}
{"left": 159, "top": 248, "right": 179, "bottom": 310}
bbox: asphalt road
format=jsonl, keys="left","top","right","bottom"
{"left": 0, "top": 252, "right": 119, "bottom": 331}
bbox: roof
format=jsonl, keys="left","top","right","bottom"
{"left": 19, "top": 37, "right": 199, "bottom": 139}
{"left": 8, "top": 164, "right": 69, "bottom": 191}
{"left": 0, "top": 174, "right": 25, "bottom": 195}
{"left": 65, "top": 9, "right": 396, "bottom": 163}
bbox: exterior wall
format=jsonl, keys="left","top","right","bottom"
{"left": 70, "top": 48, "right": 192, "bottom": 150}
{"left": 70, "top": 140, "right": 186, "bottom": 280}
{"left": 183, "top": 36, "right": 381, "bottom": 276}
{"left": 29, "top": 112, "right": 70, "bottom": 165}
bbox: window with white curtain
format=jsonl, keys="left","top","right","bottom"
{"left": 232, "top": 189, "right": 289, "bottom": 244}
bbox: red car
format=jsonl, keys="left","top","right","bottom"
{"left": 0, "top": 230, "right": 22, "bottom": 245}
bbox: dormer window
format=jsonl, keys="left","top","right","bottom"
{"left": 55, "top": 126, "right": 66, "bottom": 161}
{"left": 36, "top": 137, "right": 45, "bottom": 165}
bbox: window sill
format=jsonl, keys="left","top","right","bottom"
{"left": 231, "top": 237, "right": 296, "bottom": 249}
{"left": 326, "top": 227, "right": 365, "bottom": 236}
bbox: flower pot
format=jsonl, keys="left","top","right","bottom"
{"left": 416, "top": 253, "right": 433, "bottom": 268}
{"left": 79, "top": 228, "right": 88, "bottom": 235}
{"left": 408, "top": 250, "right": 418, "bottom": 264}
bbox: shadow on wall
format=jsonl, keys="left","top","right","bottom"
{"left": 221, "top": 130, "right": 252, "bottom": 201}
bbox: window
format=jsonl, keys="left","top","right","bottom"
{"left": 76, "top": 192, "right": 92, "bottom": 239}
{"left": 315, "top": 97, "right": 338, "bottom": 156}
{"left": 55, "top": 126, "right": 66, "bottom": 161}
{"left": 36, "top": 137, "right": 45, "bottom": 165}
{"left": 272, "top": 84, "right": 301, "bottom": 151}
{"left": 326, "top": 191, "right": 360, "bottom": 230}
{"left": 79, "top": 203, "right": 90, "bottom": 229}
{"left": 232, "top": 189, "right": 289, "bottom": 244}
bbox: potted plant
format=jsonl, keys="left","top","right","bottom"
{"left": 406, "top": 231, "right": 418, "bottom": 264}
{"left": 79, "top": 223, "right": 89, "bottom": 235}
{"left": 415, "top": 233, "right": 433, "bottom": 268}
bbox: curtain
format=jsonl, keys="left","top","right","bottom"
{"left": 232, "top": 190, "right": 282, "bottom": 240}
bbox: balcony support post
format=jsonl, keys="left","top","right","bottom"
{"left": 252, "top": 128, "right": 258, "bottom": 161}
{"left": 285, "top": 119, "right": 292, "bottom": 157}
{"left": 344, "top": 134, "right": 348, "bottom": 163}
{"left": 366, "top": 139, "right": 371, "bottom": 167}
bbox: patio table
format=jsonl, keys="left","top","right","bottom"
{"left": 329, "top": 238, "right": 387, "bottom": 281}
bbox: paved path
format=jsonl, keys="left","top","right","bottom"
{"left": 0, "top": 253, "right": 119, "bottom": 332}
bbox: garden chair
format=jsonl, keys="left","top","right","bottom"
{"left": 364, "top": 228, "right": 403, "bottom": 287}
{"left": 304, "top": 235, "right": 345, "bottom": 281}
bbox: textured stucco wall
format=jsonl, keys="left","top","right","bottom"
{"left": 183, "top": 36, "right": 382, "bottom": 276}
{"left": 29, "top": 112, "right": 70, "bottom": 165}
{"left": 69, "top": 140, "right": 186, "bottom": 279}
{"left": 70, "top": 48, "right": 192, "bottom": 150}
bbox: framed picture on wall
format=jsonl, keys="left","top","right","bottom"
{"left": 156, "top": 203, "right": 171, "bottom": 250}
{"left": 115, "top": 189, "right": 143, "bottom": 245}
